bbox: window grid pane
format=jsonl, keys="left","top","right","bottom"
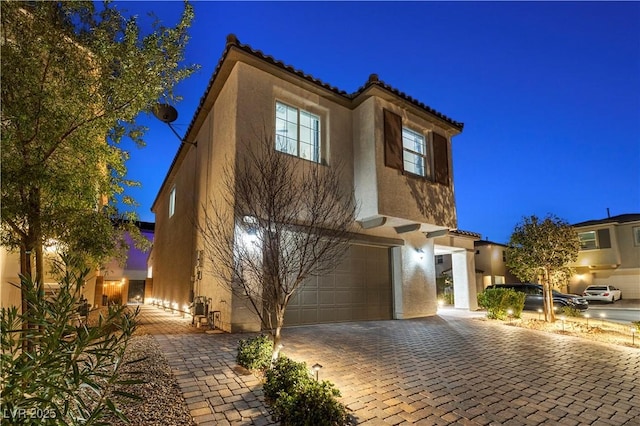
{"left": 274, "top": 101, "right": 320, "bottom": 162}
{"left": 402, "top": 128, "right": 426, "bottom": 176}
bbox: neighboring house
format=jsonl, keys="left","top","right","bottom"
{"left": 150, "top": 34, "right": 480, "bottom": 333}
{"left": 98, "top": 221, "right": 154, "bottom": 306}
{"left": 0, "top": 247, "right": 94, "bottom": 309}
{"left": 569, "top": 213, "right": 640, "bottom": 298}
{"left": 474, "top": 240, "right": 522, "bottom": 289}
{"left": 0, "top": 222, "right": 153, "bottom": 309}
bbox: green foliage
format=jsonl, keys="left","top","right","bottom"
{"left": 264, "top": 356, "right": 349, "bottom": 425}
{"left": 0, "top": 255, "right": 140, "bottom": 425}
{"left": 559, "top": 306, "right": 583, "bottom": 318}
{"left": 506, "top": 215, "right": 580, "bottom": 288}
{"left": 507, "top": 214, "right": 580, "bottom": 322}
{"left": 477, "top": 288, "right": 526, "bottom": 320}
{"left": 1, "top": 1, "right": 197, "bottom": 278}
{"left": 236, "top": 334, "right": 273, "bottom": 371}
{"left": 632, "top": 321, "right": 640, "bottom": 332}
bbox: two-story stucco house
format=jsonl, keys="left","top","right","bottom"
{"left": 150, "top": 35, "right": 479, "bottom": 332}
{"left": 569, "top": 213, "right": 640, "bottom": 298}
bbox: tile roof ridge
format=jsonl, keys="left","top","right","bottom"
{"left": 354, "top": 73, "right": 464, "bottom": 130}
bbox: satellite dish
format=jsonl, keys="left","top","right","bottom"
{"left": 153, "top": 103, "right": 178, "bottom": 124}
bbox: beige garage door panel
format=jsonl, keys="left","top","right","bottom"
{"left": 284, "top": 244, "right": 392, "bottom": 326}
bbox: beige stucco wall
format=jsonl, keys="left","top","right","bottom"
{"left": 150, "top": 49, "right": 470, "bottom": 331}
{"left": 1, "top": 247, "right": 97, "bottom": 309}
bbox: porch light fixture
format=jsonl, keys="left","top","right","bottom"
{"left": 312, "top": 363, "right": 323, "bottom": 381}
{"left": 153, "top": 103, "right": 197, "bottom": 146}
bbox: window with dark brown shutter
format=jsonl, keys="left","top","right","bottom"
{"left": 383, "top": 109, "right": 403, "bottom": 171}
{"left": 433, "top": 133, "right": 449, "bottom": 186}
{"left": 597, "top": 229, "right": 611, "bottom": 249}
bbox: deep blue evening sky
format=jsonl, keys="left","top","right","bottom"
{"left": 119, "top": 1, "right": 640, "bottom": 244}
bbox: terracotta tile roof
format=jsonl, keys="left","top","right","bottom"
{"left": 449, "top": 229, "right": 482, "bottom": 239}
{"left": 184, "top": 34, "right": 464, "bottom": 141}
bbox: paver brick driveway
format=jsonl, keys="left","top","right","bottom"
{"left": 142, "top": 306, "right": 640, "bottom": 425}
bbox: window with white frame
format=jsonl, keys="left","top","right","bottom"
{"left": 275, "top": 101, "right": 321, "bottom": 162}
{"left": 169, "top": 186, "right": 176, "bottom": 218}
{"left": 402, "top": 127, "right": 427, "bottom": 177}
{"left": 578, "top": 231, "right": 596, "bottom": 250}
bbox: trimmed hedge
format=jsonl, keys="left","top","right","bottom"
{"left": 236, "top": 334, "right": 273, "bottom": 371}
{"left": 477, "top": 288, "right": 526, "bottom": 320}
{"left": 264, "top": 356, "right": 349, "bottom": 425}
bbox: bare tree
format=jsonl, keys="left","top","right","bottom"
{"left": 198, "top": 136, "right": 357, "bottom": 357}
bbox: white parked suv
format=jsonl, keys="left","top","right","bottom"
{"left": 582, "top": 285, "right": 622, "bottom": 303}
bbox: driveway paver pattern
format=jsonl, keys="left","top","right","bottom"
{"left": 138, "top": 305, "right": 640, "bottom": 425}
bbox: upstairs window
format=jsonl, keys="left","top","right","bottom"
{"left": 384, "top": 109, "right": 449, "bottom": 185}
{"left": 169, "top": 186, "right": 176, "bottom": 218}
{"left": 578, "top": 229, "right": 611, "bottom": 250}
{"left": 578, "top": 231, "right": 596, "bottom": 250}
{"left": 402, "top": 128, "right": 427, "bottom": 177}
{"left": 275, "top": 101, "right": 320, "bottom": 163}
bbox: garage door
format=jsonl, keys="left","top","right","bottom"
{"left": 284, "top": 244, "right": 392, "bottom": 326}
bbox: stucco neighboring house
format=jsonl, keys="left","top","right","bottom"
{"left": 474, "top": 240, "right": 522, "bottom": 290}
{"left": 569, "top": 213, "right": 640, "bottom": 298}
{"left": 1, "top": 222, "right": 154, "bottom": 310}
{"left": 150, "top": 34, "right": 480, "bottom": 333}
{"left": 98, "top": 221, "right": 154, "bottom": 307}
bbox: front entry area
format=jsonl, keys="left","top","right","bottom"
{"left": 284, "top": 244, "right": 393, "bottom": 325}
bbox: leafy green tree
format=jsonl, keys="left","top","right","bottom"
{"left": 506, "top": 214, "right": 580, "bottom": 322}
{"left": 1, "top": 1, "right": 196, "bottom": 307}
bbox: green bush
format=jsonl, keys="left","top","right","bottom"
{"left": 559, "top": 306, "right": 583, "bottom": 317}
{"left": 477, "top": 288, "right": 526, "bottom": 320}
{"left": 264, "top": 356, "right": 349, "bottom": 425}
{"left": 0, "top": 255, "right": 139, "bottom": 425}
{"left": 236, "top": 334, "right": 273, "bottom": 371}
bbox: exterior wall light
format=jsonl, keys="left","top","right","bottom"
{"left": 312, "top": 363, "right": 323, "bottom": 381}
{"left": 415, "top": 249, "right": 424, "bottom": 261}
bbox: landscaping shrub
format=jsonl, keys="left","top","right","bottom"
{"left": 264, "top": 356, "right": 349, "bottom": 425}
{"left": 236, "top": 334, "right": 273, "bottom": 371}
{"left": 0, "top": 255, "right": 140, "bottom": 425}
{"left": 559, "top": 306, "right": 583, "bottom": 318}
{"left": 477, "top": 288, "right": 526, "bottom": 320}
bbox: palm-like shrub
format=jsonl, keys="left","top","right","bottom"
{"left": 1, "top": 255, "right": 140, "bottom": 425}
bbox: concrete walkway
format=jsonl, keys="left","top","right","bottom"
{"left": 137, "top": 305, "right": 639, "bottom": 425}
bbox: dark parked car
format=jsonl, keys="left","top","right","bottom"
{"left": 485, "top": 283, "right": 589, "bottom": 311}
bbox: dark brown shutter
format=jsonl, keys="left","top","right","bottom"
{"left": 433, "top": 133, "right": 449, "bottom": 186}
{"left": 383, "top": 109, "right": 403, "bottom": 171}
{"left": 597, "top": 229, "right": 611, "bottom": 249}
